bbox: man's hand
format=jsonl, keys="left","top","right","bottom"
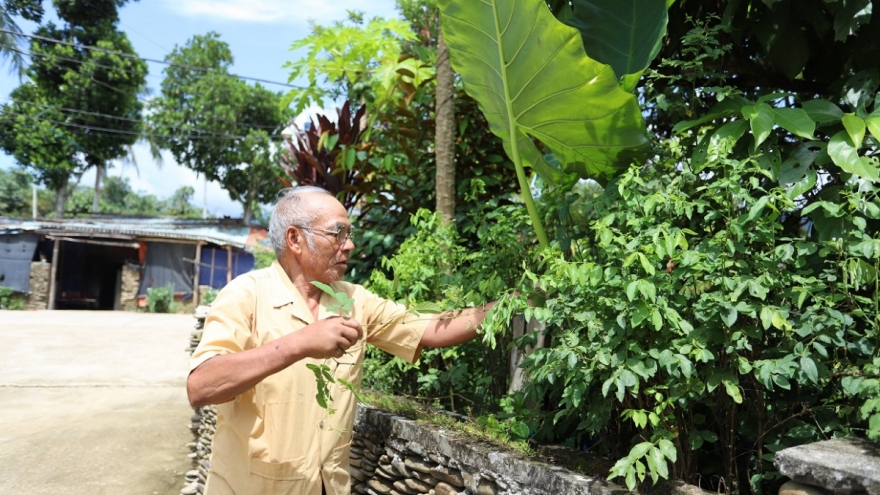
{"left": 297, "top": 317, "right": 363, "bottom": 359}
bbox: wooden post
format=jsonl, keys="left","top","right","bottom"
{"left": 47, "top": 239, "right": 60, "bottom": 310}
{"left": 193, "top": 241, "right": 202, "bottom": 306}
{"left": 226, "top": 245, "right": 233, "bottom": 284}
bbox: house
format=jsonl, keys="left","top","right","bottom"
{"left": 0, "top": 217, "right": 270, "bottom": 310}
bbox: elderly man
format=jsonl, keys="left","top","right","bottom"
{"left": 188, "top": 186, "right": 494, "bottom": 495}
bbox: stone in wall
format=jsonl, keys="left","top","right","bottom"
{"left": 775, "top": 437, "right": 880, "bottom": 495}
{"left": 27, "top": 261, "right": 50, "bottom": 310}
{"left": 121, "top": 264, "right": 141, "bottom": 312}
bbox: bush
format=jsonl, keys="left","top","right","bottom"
{"left": 0, "top": 287, "right": 26, "bottom": 310}
{"left": 146, "top": 283, "right": 177, "bottom": 313}
{"left": 202, "top": 287, "right": 219, "bottom": 305}
{"left": 253, "top": 247, "right": 276, "bottom": 270}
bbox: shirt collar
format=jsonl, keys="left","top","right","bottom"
{"left": 268, "top": 260, "right": 315, "bottom": 324}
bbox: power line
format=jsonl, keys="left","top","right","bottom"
{"left": 0, "top": 28, "right": 306, "bottom": 90}
{"left": 1, "top": 97, "right": 287, "bottom": 134}
{"left": 1, "top": 110, "right": 289, "bottom": 142}
{"left": 6, "top": 44, "right": 163, "bottom": 81}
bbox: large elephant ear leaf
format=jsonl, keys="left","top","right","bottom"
{"left": 438, "top": 0, "right": 649, "bottom": 185}
{"left": 562, "top": 0, "right": 668, "bottom": 84}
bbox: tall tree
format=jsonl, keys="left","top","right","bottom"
{"left": 0, "top": 83, "right": 86, "bottom": 216}
{"left": 149, "top": 33, "right": 290, "bottom": 224}
{"left": 0, "top": 0, "right": 146, "bottom": 217}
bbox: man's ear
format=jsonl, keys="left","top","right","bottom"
{"left": 286, "top": 226, "right": 303, "bottom": 255}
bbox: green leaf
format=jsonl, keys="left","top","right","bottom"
{"left": 801, "top": 100, "right": 843, "bottom": 124}
{"left": 439, "top": 0, "right": 650, "bottom": 185}
{"left": 721, "top": 305, "right": 738, "bottom": 328}
{"left": 632, "top": 302, "right": 650, "bottom": 327}
{"left": 843, "top": 113, "right": 867, "bottom": 147}
{"left": 650, "top": 446, "right": 669, "bottom": 480}
{"left": 638, "top": 253, "right": 656, "bottom": 275}
{"left": 637, "top": 279, "right": 657, "bottom": 301}
{"left": 760, "top": 306, "right": 774, "bottom": 330}
{"left": 562, "top": 0, "right": 668, "bottom": 81}
{"left": 867, "top": 117, "right": 880, "bottom": 142}
{"left": 630, "top": 441, "right": 653, "bottom": 459}
{"left": 651, "top": 308, "right": 663, "bottom": 331}
{"left": 787, "top": 169, "right": 818, "bottom": 200}
{"left": 800, "top": 356, "right": 819, "bottom": 384}
{"left": 742, "top": 103, "right": 775, "bottom": 147}
{"left": 828, "top": 131, "right": 863, "bottom": 174}
{"left": 771, "top": 310, "right": 788, "bottom": 330}
{"left": 658, "top": 439, "right": 677, "bottom": 462}
{"left": 626, "top": 280, "right": 639, "bottom": 302}
{"left": 773, "top": 108, "right": 815, "bottom": 139}
{"left": 724, "top": 380, "right": 743, "bottom": 404}
{"left": 745, "top": 196, "right": 770, "bottom": 223}
{"left": 411, "top": 301, "right": 444, "bottom": 314}
{"left": 833, "top": 0, "right": 872, "bottom": 42}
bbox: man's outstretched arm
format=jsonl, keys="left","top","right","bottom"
{"left": 417, "top": 301, "right": 497, "bottom": 352}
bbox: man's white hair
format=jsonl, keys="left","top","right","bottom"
{"left": 268, "top": 186, "right": 334, "bottom": 258}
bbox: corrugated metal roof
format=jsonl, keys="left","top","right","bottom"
{"left": 0, "top": 217, "right": 265, "bottom": 250}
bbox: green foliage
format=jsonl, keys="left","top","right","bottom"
{"left": 550, "top": 0, "right": 668, "bottom": 90}
{"left": 201, "top": 288, "right": 219, "bottom": 306}
{"left": 146, "top": 283, "right": 177, "bottom": 313}
{"left": 363, "top": 207, "right": 533, "bottom": 413}
{"left": 283, "top": 11, "right": 430, "bottom": 117}
{"left": 0, "top": 286, "right": 25, "bottom": 310}
{"left": 0, "top": 0, "right": 146, "bottom": 218}
{"left": 252, "top": 247, "right": 276, "bottom": 270}
{"left": 149, "top": 32, "right": 291, "bottom": 223}
{"left": 56, "top": 178, "right": 203, "bottom": 218}
{"left": 438, "top": 0, "right": 653, "bottom": 247}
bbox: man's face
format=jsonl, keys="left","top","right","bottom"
{"left": 294, "top": 194, "right": 354, "bottom": 284}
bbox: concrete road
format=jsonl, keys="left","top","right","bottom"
{"left": 0, "top": 310, "right": 196, "bottom": 495}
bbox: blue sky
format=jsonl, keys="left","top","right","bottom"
{"left": 0, "top": 0, "right": 399, "bottom": 217}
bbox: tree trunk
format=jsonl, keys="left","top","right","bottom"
{"left": 91, "top": 163, "right": 103, "bottom": 214}
{"left": 434, "top": 32, "right": 456, "bottom": 225}
{"left": 53, "top": 178, "right": 70, "bottom": 219}
{"left": 242, "top": 169, "right": 257, "bottom": 225}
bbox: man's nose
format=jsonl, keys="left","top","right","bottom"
{"left": 341, "top": 237, "right": 355, "bottom": 252}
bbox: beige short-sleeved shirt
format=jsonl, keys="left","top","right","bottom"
{"left": 190, "top": 261, "right": 427, "bottom": 495}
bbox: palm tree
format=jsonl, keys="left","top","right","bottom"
{"left": 0, "top": 2, "right": 25, "bottom": 76}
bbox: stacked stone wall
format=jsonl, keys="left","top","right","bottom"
{"left": 121, "top": 264, "right": 140, "bottom": 311}
{"left": 27, "top": 261, "right": 50, "bottom": 310}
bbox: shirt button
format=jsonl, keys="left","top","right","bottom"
{"left": 319, "top": 421, "right": 324, "bottom": 428}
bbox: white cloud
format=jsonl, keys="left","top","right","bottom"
{"left": 163, "top": 0, "right": 399, "bottom": 24}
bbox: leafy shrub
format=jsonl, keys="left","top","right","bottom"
{"left": 146, "top": 283, "right": 177, "bottom": 313}
{"left": 201, "top": 288, "right": 219, "bottom": 306}
{"left": 363, "top": 206, "right": 533, "bottom": 413}
{"left": 488, "top": 100, "right": 880, "bottom": 495}
{"left": 0, "top": 286, "right": 26, "bottom": 310}
{"left": 253, "top": 246, "right": 276, "bottom": 270}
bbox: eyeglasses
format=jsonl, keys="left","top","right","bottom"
{"left": 296, "top": 225, "right": 354, "bottom": 244}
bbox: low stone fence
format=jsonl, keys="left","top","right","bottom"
{"left": 351, "top": 406, "right": 627, "bottom": 495}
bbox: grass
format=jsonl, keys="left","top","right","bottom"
{"left": 359, "top": 389, "right": 536, "bottom": 458}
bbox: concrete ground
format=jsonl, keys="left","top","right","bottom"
{"left": 0, "top": 310, "right": 196, "bottom": 495}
